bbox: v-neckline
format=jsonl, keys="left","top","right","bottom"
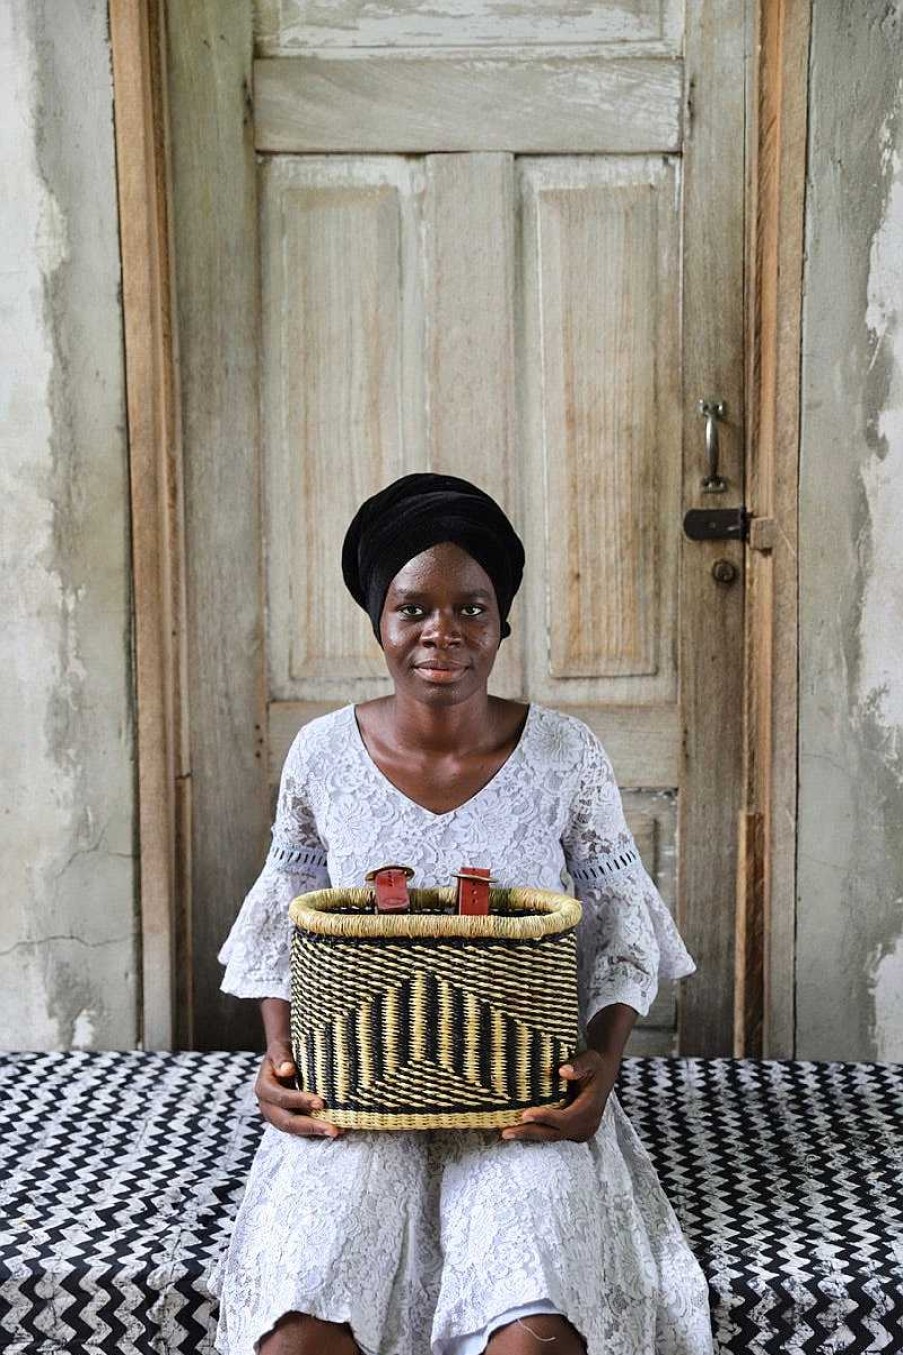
{"left": 348, "top": 701, "right": 535, "bottom": 822}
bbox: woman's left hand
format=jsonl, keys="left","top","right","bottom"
{"left": 498, "top": 1049, "right": 619, "bottom": 1143}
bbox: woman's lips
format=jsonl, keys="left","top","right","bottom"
{"left": 415, "top": 663, "right": 466, "bottom": 681}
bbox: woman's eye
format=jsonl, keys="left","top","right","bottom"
{"left": 397, "top": 603, "right": 485, "bottom": 618}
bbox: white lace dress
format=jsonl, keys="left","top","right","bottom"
{"left": 206, "top": 702, "right": 714, "bottom": 1355}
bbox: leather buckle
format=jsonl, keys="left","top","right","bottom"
{"left": 365, "top": 864, "right": 414, "bottom": 913}
{"left": 453, "top": 866, "right": 495, "bottom": 916}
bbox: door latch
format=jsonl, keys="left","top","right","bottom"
{"left": 682, "top": 506, "right": 749, "bottom": 541}
{"left": 683, "top": 507, "right": 777, "bottom": 550}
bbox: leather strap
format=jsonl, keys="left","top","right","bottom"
{"left": 365, "top": 864, "right": 414, "bottom": 913}
{"left": 454, "top": 866, "right": 493, "bottom": 916}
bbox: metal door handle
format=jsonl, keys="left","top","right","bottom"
{"left": 698, "top": 399, "right": 728, "bottom": 493}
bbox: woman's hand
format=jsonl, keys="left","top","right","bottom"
{"left": 497, "top": 1049, "right": 619, "bottom": 1144}
{"left": 254, "top": 1038, "right": 345, "bottom": 1139}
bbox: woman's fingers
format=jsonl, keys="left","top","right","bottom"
{"left": 498, "top": 1092, "right": 610, "bottom": 1142}
{"left": 499, "top": 1122, "right": 562, "bottom": 1142}
{"left": 500, "top": 1106, "right": 569, "bottom": 1140}
{"left": 256, "top": 1054, "right": 329, "bottom": 1112}
{"left": 260, "top": 1078, "right": 323, "bottom": 1112}
{"left": 254, "top": 1050, "right": 344, "bottom": 1136}
{"left": 265, "top": 1040, "right": 296, "bottom": 1080}
{"left": 260, "top": 1103, "right": 344, "bottom": 1138}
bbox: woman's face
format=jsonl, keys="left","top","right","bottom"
{"left": 379, "top": 542, "right": 502, "bottom": 705}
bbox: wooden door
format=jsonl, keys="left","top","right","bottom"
{"left": 166, "top": 0, "right": 747, "bottom": 1055}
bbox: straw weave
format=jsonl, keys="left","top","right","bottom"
{"left": 288, "top": 885, "right": 582, "bottom": 1130}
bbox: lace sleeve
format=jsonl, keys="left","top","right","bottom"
{"left": 218, "top": 728, "right": 330, "bottom": 1001}
{"left": 561, "top": 723, "right": 696, "bottom": 1026}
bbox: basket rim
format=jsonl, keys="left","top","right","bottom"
{"left": 288, "top": 885, "right": 582, "bottom": 939}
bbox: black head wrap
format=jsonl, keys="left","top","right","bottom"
{"left": 341, "top": 472, "right": 525, "bottom": 647}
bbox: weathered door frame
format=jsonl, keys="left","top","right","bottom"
{"left": 735, "top": 0, "right": 811, "bottom": 1059}
{"left": 111, "top": 0, "right": 811, "bottom": 1055}
{"left": 110, "top": 0, "right": 192, "bottom": 1050}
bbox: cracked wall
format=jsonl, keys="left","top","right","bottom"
{"left": 798, "top": 1, "right": 903, "bottom": 1060}
{"left": 3, "top": 1, "right": 903, "bottom": 1058}
{"left": 0, "top": 2, "right": 137, "bottom": 1048}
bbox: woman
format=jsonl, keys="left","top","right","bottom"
{"left": 208, "top": 473, "right": 714, "bottom": 1355}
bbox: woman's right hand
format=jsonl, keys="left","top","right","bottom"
{"left": 254, "top": 1039, "right": 345, "bottom": 1139}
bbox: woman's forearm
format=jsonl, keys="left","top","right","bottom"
{"left": 260, "top": 996, "right": 292, "bottom": 1047}
{"left": 586, "top": 1001, "right": 638, "bottom": 1061}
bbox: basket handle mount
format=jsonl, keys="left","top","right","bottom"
{"left": 364, "top": 864, "right": 414, "bottom": 912}
{"left": 363, "top": 863, "right": 497, "bottom": 915}
{"left": 454, "top": 866, "right": 495, "bottom": 916}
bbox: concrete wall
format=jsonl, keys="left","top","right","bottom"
{"left": 0, "top": 2, "right": 137, "bottom": 1049}
{"left": 2, "top": 1, "right": 902, "bottom": 1059}
{"left": 797, "top": 2, "right": 903, "bottom": 1061}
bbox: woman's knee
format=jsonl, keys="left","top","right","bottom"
{"left": 258, "top": 1310, "right": 363, "bottom": 1355}
{"left": 484, "top": 1313, "right": 587, "bottom": 1355}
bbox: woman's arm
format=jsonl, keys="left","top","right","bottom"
{"left": 559, "top": 1001, "right": 637, "bottom": 1134}
{"left": 261, "top": 995, "right": 292, "bottom": 1056}
{"left": 254, "top": 997, "right": 344, "bottom": 1138}
{"left": 586, "top": 1001, "right": 637, "bottom": 1061}
{"left": 218, "top": 726, "right": 331, "bottom": 1002}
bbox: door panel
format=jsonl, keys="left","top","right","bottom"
{"left": 254, "top": 0, "right": 683, "bottom": 51}
{"left": 518, "top": 157, "right": 680, "bottom": 707}
{"left": 423, "top": 153, "right": 521, "bottom": 698}
{"left": 253, "top": 55, "right": 683, "bottom": 154}
{"left": 262, "top": 158, "right": 426, "bottom": 694}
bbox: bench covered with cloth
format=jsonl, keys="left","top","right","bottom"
{"left": 1, "top": 1052, "right": 901, "bottom": 1353}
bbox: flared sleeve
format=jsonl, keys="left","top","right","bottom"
{"left": 217, "top": 727, "right": 330, "bottom": 1001}
{"left": 561, "top": 721, "right": 697, "bottom": 1027}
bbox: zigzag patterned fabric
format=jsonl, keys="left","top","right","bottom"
{"left": 616, "top": 1058, "right": 903, "bottom": 1353}
{"left": 0, "top": 1051, "right": 901, "bottom": 1352}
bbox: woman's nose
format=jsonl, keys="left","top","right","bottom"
{"left": 422, "top": 609, "right": 462, "bottom": 644}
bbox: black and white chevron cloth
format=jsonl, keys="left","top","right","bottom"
{"left": 1, "top": 1053, "right": 901, "bottom": 1353}
{"left": 617, "top": 1058, "right": 903, "bottom": 1354}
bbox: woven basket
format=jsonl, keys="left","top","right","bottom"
{"left": 288, "top": 884, "right": 583, "bottom": 1130}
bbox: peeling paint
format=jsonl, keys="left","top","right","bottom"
{"left": 860, "top": 90, "right": 903, "bottom": 747}
{"left": 873, "top": 929, "right": 903, "bottom": 1062}
{"left": 71, "top": 1009, "right": 98, "bottom": 1052}
{"left": 858, "top": 71, "right": 903, "bottom": 1061}
{"left": 33, "top": 174, "right": 69, "bottom": 276}
{"left": 0, "top": 2, "right": 136, "bottom": 1049}
{"left": 798, "top": 0, "right": 903, "bottom": 1061}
